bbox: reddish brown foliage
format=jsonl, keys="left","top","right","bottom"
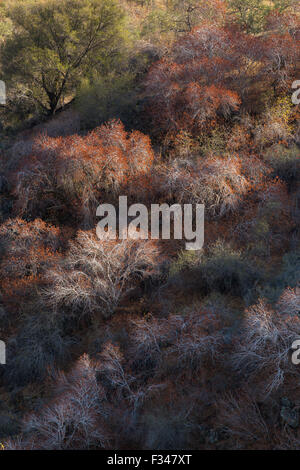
{"left": 12, "top": 120, "right": 154, "bottom": 224}
{"left": 144, "top": 19, "right": 299, "bottom": 138}
{"left": 0, "top": 218, "right": 64, "bottom": 312}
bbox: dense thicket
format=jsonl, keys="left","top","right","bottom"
{"left": 0, "top": 0, "right": 299, "bottom": 451}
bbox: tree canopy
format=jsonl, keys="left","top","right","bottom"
{"left": 1, "top": 0, "right": 129, "bottom": 115}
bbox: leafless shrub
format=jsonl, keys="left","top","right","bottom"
{"left": 44, "top": 230, "right": 160, "bottom": 319}
{"left": 232, "top": 291, "right": 300, "bottom": 396}
{"left": 130, "top": 305, "right": 224, "bottom": 377}
{"left": 217, "top": 392, "right": 270, "bottom": 447}
{"left": 0, "top": 218, "right": 62, "bottom": 284}
{"left": 277, "top": 287, "right": 300, "bottom": 316}
{"left": 4, "top": 312, "right": 69, "bottom": 387}
{"left": 96, "top": 342, "right": 135, "bottom": 399}
{"left": 4, "top": 355, "right": 109, "bottom": 450}
{"left": 158, "top": 155, "right": 249, "bottom": 218}
{"left": 11, "top": 120, "right": 154, "bottom": 224}
{"left": 254, "top": 99, "right": 293, "bottom": 149}
{"left": 129, "top": 314, "right": 179, "bottom": 368}
{"left": 95, "top": 342, "right": 165, "bottom": 430}
{"left": 169, "top": 310, "right": 223, "bottom": 371}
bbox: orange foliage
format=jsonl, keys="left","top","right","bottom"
{"left": 145, "top": 18, "right": 300, "bottom": 138}
{"left": 0, "top": 218, "right": 63, "bottom": 311}
{"left": 12, "top": 120, "right": 154, "bottom": 224}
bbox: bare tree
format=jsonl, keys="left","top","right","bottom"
{"left": 232, "top": 290, "right": 300, "bottom": 396}
{"left": 44, "top": 231, "right": 160, "bottom": 319}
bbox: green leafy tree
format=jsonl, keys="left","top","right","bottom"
{"left": 227, "top": 0, "right": 294, "bottom": 33}
{"left": 1, "top": 0, "right": 129, "bottom": 116}
{"left": 142, "top": 0, "right": 226, "bottom": 38}
{"left": 228, "top": 0, "right": 271, "bottom": 33}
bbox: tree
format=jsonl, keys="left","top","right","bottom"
{"left": 232, "top": 290, "right": 300, "bottom": 396}
{"left": 144, "top": 24, "right": 249, "bottom": 137}
{"left": 158, "top": 155, "right": 249, "bottom": 218}
{"left": 217, "top": 392, "right": 270, "bottom": 446}
{"left": 141, "top": 0, "right": 226, "bottom": 38}
{"left": 4, "top": 355, "right": 109, "bottom": 449}
{"left": 44, "top": 230, "right": 160, "bottom": 320}
{"left": 227, "top": 0, "right": 295, "bottom": 33}
{"left": 1, "top": 0, "right": 128, "bottom": 116}
{"left": 0, "top": 218, "right": 63, "bottom": 314}
{"left": 227, "top": 0, "right": 271, "bottom": 33}
{"left": 144, "top": 16, "right": 299, "bottom": 139}
{"left": 169, "top": 0, "right": 227, "bottom": 32}
{"left": 262, "top": 28, "right": 299, "bottom": 93}
{"left": 12, "top": 120, "right": 154, "bottom": 224}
